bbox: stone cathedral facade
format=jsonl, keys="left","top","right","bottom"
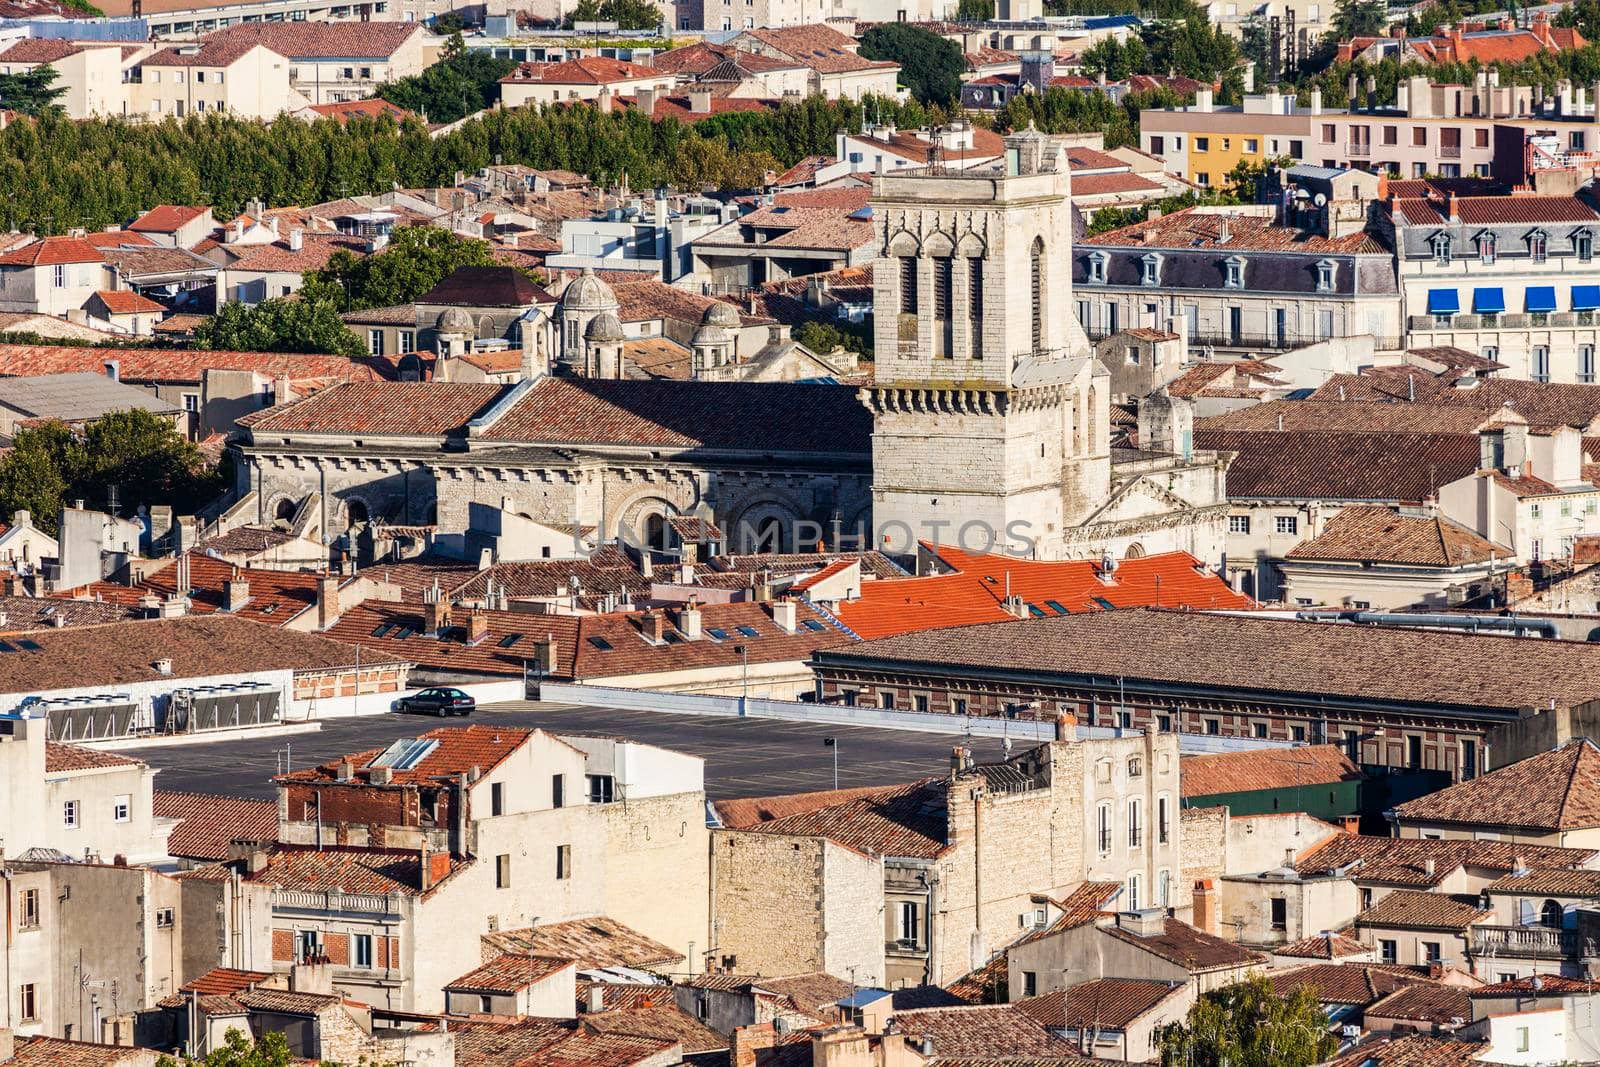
{"left": 234, "top": 129, "right": 1228, "bottom": 563}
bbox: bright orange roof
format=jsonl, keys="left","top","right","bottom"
{"left": 827, "top": 545, "right": 1254, "bottom": 639}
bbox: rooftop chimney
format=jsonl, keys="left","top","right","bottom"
{"left": 289, "top": 228, "right": 304, "bottom": 252}
{"left": 643, "top": 609, "right": 666, "bottom": 643}
{"left": 689, "top": 88, "right": 713, "bottom": 114}
{"left": 533, "top": 632, "right": 558, "bottom": 674}
{"left": 636, "top": 86, "right": 657, "bottom": 116}
{"left": 770, "top": 599, "right": 797, "bottom": 634}
{"left": 224, "top": 574, "right": 250, "bottom": 612}
{"left": 679, "top": 600, "right": 702, "bottom": 641}
{"left": 466, "top": 611, "right": 489, "bottom": 646}
{"left": 1192, "top": 879, "right": 1218, "bottom": 934}
{"left": 316, "top": 575, "right": 340, "bottom": 630}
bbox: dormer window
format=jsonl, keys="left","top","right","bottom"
{"left": 1315, "top": 259, "right": 1336, "bottom": 292}
{"left": 1477, "top": 231, "right": 1496, "bottom": 265}
{"left": 1576, "top": 229, "right": 1594, "bottom": 262}
{"left": 1528, "top": 229, "right": 1548, "bottom": 263}
{"left": 1224, "top": 256, "right": 1246, "bottom": 289}
{"left": 1087, "top": 251, "right": 1108, "bottom": 285}
{"left": 1140, "top": 253, "right": 1161, "bottom": 286}
{"left": 1431, "top": 233, "right": 1452, "bottom": 265}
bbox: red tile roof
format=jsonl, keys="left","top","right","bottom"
{"left": 1391, "top": 192, "right": 1600, "bottom": 227}
{"left": 80, "top": 230, "right": 156, "bottom": 250}
{"left": 447, "top": 954, "right": 574, "bottom": 993}
{"left": 239, "top": 380, "right": 503, "bottom": 436}
{"left": 1084, "top": 206, "right": 1386, "bottom": 254}
{"left": 1323, "top": 1034, "right": 1494, "bottom": 1067}
{"left": 889, "top": 1004, "right": 1080, "bottom": 1059}
{"left": 736, "top": 777, "right": 949, "bottom": 858}
{"left": 501, "top": 56, "right": 662, "bottom": 84}
{"left": 1469, "top": 973, "right": 1600, "bottom": 997}
{"left": 1365, "top": 982, "right": 1472, "bottom": 1026}
{"left": 1192, "top": 429, "right": 1482, "bottom": 503}
{"left": 1273, "top": 933, "right": 1371, "bottom": 959}
{"left": 1181, "top": 745, "right": 1362, "bottom": 798}
{"left": 244, "top": 843, "right": 469, "bottom": 896}
{"left": 0, "top": 236, "right": 104, "bottom": 266}
{"left": 0, "top": 343, "right": 387, "bottom": 388}
{"left": 734, "top": 26, "right": 899, "bottom": 74}
{"left": 205, "top": 20, "right": 422, "bottom": 60}
{"left": 483, "top": 917, "right": 683, "bottom": 970}
{"left": 1072, "top": 171, "right": 1165, "bottom": 196}
{"left": 1271, "top": 963, "right": 1433, "bottom": 1006}
{"left": 305, "top": 98, "right": 414, "bottom": 122}
{"left": 0, "top": 38, "right": 87, "bottom": 62}
{"left": 1014, "top": 979, "right": 1184, "bottom": 1030}
{"left": 714, "top": 784, "right": 900, "bottom": 829}
{"left": 829, "top": 545, "right": 1252, "bottom": 640}
{"left": 154, "top": 790, "right": 279, "bottom": 861}
{"left": 75, "top": 554, "right": 327, "bottom": 625}
{"left": 224, "top": 234, "right": 368, "bottom": 273}
{"left": 90, "top": 289, "right": 166, "bottom": 315}
{"left": 1392, "top": 738, "right": 1600, "bottom": 832}
{"left": 44, "top": 742, "right": 142, "bottom": 773}
{"left": 1354, "top": 890, "right": 1492, "bottom": 932}
{"left": 1103, "top": 916, "right": 1266, "bottom": 971}
{"left": 180, "top": 968, "right": 274, "bottom": 995}
{"left": 143, "top": 38, "right": 261, "bottom": 67}
{"left": 10, "top": 1037, "right": 156, "bottom": 1066}
{"left": 129, "top": 205, "right": 207, "bottom": 233}
{"left": 1484, "top": 867, "right": 1600, "bottom": 896}
{"left": 279, "top": 724, "right": 537, "bottom": 788}
{"left": 1285, "top": 506, "right": 1505, "bottom": 567}
{"left": 1296, "top": 833, "right": 1597, "bottom": 886}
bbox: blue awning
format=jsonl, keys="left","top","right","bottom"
{"left": 1527, "top": 285, "right": 1558, "bottom": 313}
{"left": 1574, "top": 285, "right": 1600, "bottom": 310}
{"left": 1474, "top": 287, "right": 1506, "bottom": 314}
{"left": 1427, "top": 288, "right": 1460, "bottom": 315}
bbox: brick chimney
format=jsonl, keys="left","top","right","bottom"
{"left": 466, "top": 611, "right": 489, "bottom": 646}
{"left": 316, "top": 575, "right": 340, "bottom": 629}
{"left": 224, "top": 573, "right": 250, "bottom": 612}
{"left": 643, "top": 610, "right": 665, "bottom": 643}
{"left": 1192, "top": 879, "right": 1217, "bottom": 934}
{"left": 732, "top": 1023, "right": 779, "bottom": 1067}
{"left": 533, "top": 633, "right": 558, "bottom": 674}
{"left": 425, "top": 596, "right": 452, "bottom": 634}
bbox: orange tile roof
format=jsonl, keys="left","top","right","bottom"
{"left": 1392, "top": 738, "right": 1600, "bottom": 832}
{"left": 205, "top": 20, "right": 422, "bottom": 60}
{"left": 154, "top": 790, "right": 279, "bottom": 861}
{"left": 80, "top": 230, "right": 156, "bottom": 250}
{"left": 91, "top": 289, "right": 166, "bottom": 315}
{"left": 1084, "top": 206, "right": 1386, "bottom": 255}
{"left": 501, "top": 56, "right": 661, "bottom": 84}
{"left": 129, "top": 205, "right": 207, "bottom": 233}
{"left": 1354, "top": 890, "right": 1492, "bottom": 932}
{"left": 483, "top": 917, "right": 682, "bottom": 970}
{"left": 736, "top": 778, "right": 949, "bottom": 858}
{"left": 447, "top": 954, "right": 574, "bottom": 993}
{"left": 0, "top": 343, "right": 387, "bottom": 387}
{"left": 306, "top": 99, "right": 414, "bottom": 122}
{"left": 244, "top": 843, "right": 469, "bottom": 896}
{"left": 1014, "top": 979, "right": 1184, "bottom": 1030}
{"left": 44, "top": 742, "right": 142, "bottom": 773}
{"left": 76, "top": 554, "right": 327, "bottom": 625}
{"left": 1181, "top": 745, "right": 1363, "bottom": 798}
{"left": 828, "top": 545, "right": 1253, "bottom": 640}
{"left": 180, "top": 968, "right": 274, "bottom": 995}
{"left": 278, "top": 724, "right": 536, "bottom": 788}
{"left": 889, "top": 1004, "right": 1079, "bottom": 1059}
{"left": 714, "top": 784, "right": 898, "bottom": 829}
{"left": 1274, "top": 933, "right": 1370, "bottom": 959}
{"left": 239, "top": 380, "right": 503, "bottom": 436}
{"left": 1285, "top": 506, "right": 1504, "bottom": 567}
{"left": 0, "top": 236, "right": 105, "bottom": 266}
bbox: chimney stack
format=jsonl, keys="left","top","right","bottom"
{"left": 466, "top": 611, "right": 489, "bottom": 645}
{"left": 769, "top": 599, "right": 797, "bottom": 634}
{"left": 679, "top": 599, "right": 702, "bottom": 640}
{"left": 643, "top": 610, "right": 666, "bottom": 643}
{"left": 289, "top": 227, "right": 303, "bottom": 252}
{"left": 690, "top": 88, "right": 713, "bottom": 114}
{"left": 1192, "top": 879, "right": 1217, "bottom": 934}
{"left": 636, "top": 86, "right": 657, "bottom": 116}
{"left": 224, "top": 573, "right": 250, "bottom": 612}
{"left": 316, "top": 575, "right": 340, "bottom": 630}
{"left": 533, "top": 632, "right": 558, "bottom": 674}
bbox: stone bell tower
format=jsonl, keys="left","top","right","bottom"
{"left": 859, "top": 127, "right": 1110, "bottom": 559}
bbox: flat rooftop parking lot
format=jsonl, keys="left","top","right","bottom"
{"left": 141, "top": 700, "right": 1018, "bottom": 800}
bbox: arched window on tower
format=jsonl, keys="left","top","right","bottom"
{"left": 1542, "top": 899, "right": 1564, "bottom": 928}
{"left": 1030, "top": 237, "right": 1045, "bottom": 353}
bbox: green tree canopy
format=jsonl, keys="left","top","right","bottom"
{"left": 859, "top": 24, "right": 967, "bottom": 106}
{"left": 1331, "top": 0, "right": 1388, "bottom": 39}
{"left": 957, "top": 0, "right": 995, "bottom": 17}
{"left": 0, "top": 65, "right": 67, "bottom": 117}
{"left": 193, "top": 297, "right": 365, "bottom": 358}
{"left": 377, "top": 36, "right": 515, "bottom": 123}
{"left": 307, "top": 226, "right": 500, "bottom": 311}
{"left": 1156, "top": 975, "right": 1339, "bottom": 1067}
{"left": 0, "top": 411, "right": 223, "bottom": 536}
{"left": 562, "top": 0, "right": 663, "bottom": 29}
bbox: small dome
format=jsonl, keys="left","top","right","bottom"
{"left": 558, "top": 266, "right": 619, "bottom": 312}
{"left": 436, "top": 307, "right": 473, "bottom": 334}
{"left": 691, "top": 323, "right": 731, "bottom": 347}
{"left": 585, "top": 310, "right": 625, "bottom": 342}
{"left": 701, "top": 301, "right": 741, "bottom": 328}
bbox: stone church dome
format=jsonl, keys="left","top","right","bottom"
{"left": 435, "top": 307, "right": 473, "bottom": 335}
{"left": 559, "top": 266, "right": 619, "bottom": 312}
{"left": 701, "top": 301, "right": 740, "bottom": 329}
{"left": 584, "top": 311, "right": 625, "bottom": 342}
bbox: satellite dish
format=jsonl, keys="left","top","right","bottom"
{"left": 1314, "top": 192, "right": 1328, "bottom": 207}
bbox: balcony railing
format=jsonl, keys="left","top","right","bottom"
{"left": 1410, "top": 312, "right": 1598, "bottom": 331}
{"left": 1441, "top": 144, "right": 1462, "bottom": 158}
{"left": 1346, "top": 142, "right": 1371, "bottom": 156}
{"left": 1472, "top": 924, "right": 1595, "bottom": 959}
{"left": 1086, "top": 327, "right": 1403, "bottom": 351}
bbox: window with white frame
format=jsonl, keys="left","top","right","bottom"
{"left": 1127, "top": 798, "right": 1142, "bottom": 847}
{"left": 1275, "top": 515, "right": 1299, "bottom": 535}
{"left": 1529, "top": 230, "right": 1548, "bottom": 262}
{"left": 1097, "top": 802, "right": 1111, "bottom": 853}
{"left": 1126, "top": 873, "right": 1141, "bottom": 911}
{"left": 1140, "top": 253, "right": 1160, "bottom": 286}
{"left": 52, "top": 264, "right": 66, "bottom": 289}
{"left": 1229, "top": 514, "right": 1250, "bottom": 534}
{"left": 1224, "top": 256, "right": 1245, "bottom": 288}
{"left": 1087, "top": 252, "right": 1107, "bottom": 284}
{"left": 62, "top": 800, "right": 78, "bottom": 829}
{"left": 1578, "top": 230, "right": 1594, "bottom": 262}
{"left": 1315, "top": 259, "right": 1335, "bottom": 292}
{"left": 1431, "top": 233, "right": 1451, "bottom": 264}
{"left": 353, "top": 933, "right": 373, "bottom": 968}
{"left": 368, "top": 329, "right": 385, "bottom": 356}
{"left": 113, "top": 794, "right": 130, "bottom": 823}
{"left": 897, "top": 900, "right": 918, "bottom": 944}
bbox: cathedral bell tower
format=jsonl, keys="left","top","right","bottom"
{"left": 859, "top": 127, "right": 1110, "bottom": 559}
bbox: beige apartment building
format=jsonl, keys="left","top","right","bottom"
{"left": 201, "top": 22, "right": 428, "bottom": 106}
{"left": 131, "top": 39, "right": 301, "bottom": 120}
{"left": 0, "top": 39, "right": 143, "bottom": 119}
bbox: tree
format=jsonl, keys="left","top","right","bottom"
{"left": 0, "top": 411, "right": 222, "bottom": 536}
{"left": 0, "top": 65, "right": 67, "bottom": 117}
{"left": 1156, "top": 975, "right": 1338, "bottom": 1067}
{"left": 956, "top": 0, "right": 995, "bottom": 19}
{"left": 193, "top": 298, "right": 366, "bottom": 358}
{"left": 859, "top": 24, "right": 966, "bottom": 107}
{"left": 310, "top": 226, "right": 500, "bottom": 310}
{"left": 377, "top": 42, "right": 515, "bottom": 123}
{"left": 794, "top": 318, "right": 873, "bottom": 359}
{"left": 431, "top": 10, "right": 470, "bottom": 33}
{"left": 561, "top": 0, "right": 663, "bottom": 29}
{"left": 1331, "top": 0, "right": 1387, "bottom": 39}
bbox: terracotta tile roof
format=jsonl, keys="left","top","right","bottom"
{"left": 1485, "top": 867, "right": 1600, "bottom": 896}
{"left": 480, "top": 377, "right": 872, "bottom": 454}
{"left": 80, "top": 230, "right": 156, "bottom": 250}
{"left": 1392, "top": 739, "right": 1600, "bottom": 832}
{"left": 1083, "top": 206, "right": 1387, "bottom": 255}
{"left": 224, "top": 234, "right": 368, "bottom": 273}
{"left": 447, "top": 954, "right": 574, "bottom": 993}
{"left": 0, "top": 236, "right": 104, "bottom": 266}
{"left": 735, "top": 26, "right": 899, "bottom": 74}
{"left": 244, "top": 843, "right": 469, "bottom": 897}
{"left": 0, "top": 594, "right": 138, "bottom": 628}
{"left": 501, "top": 56, "right": 661, "bottom": 84}
{"left": 1323, "top": 1034, "right": 1495, "bottom": 1067}
{"left": 1072, "top": 172, "right": 1165, "bottom": 196}
{"left": 822, "top": 607, "right": 1600, "bottom": 716}
{"left": 717, "top": 551, "right": 905, "bottom": 580}
{"left": 708, "top": 201, "right": 873, "bottom": 253}
{"left": 1273, "top": 933, "right": 1368, "bottom": 960}
{"left": 278, "top": 724, "right": 535, "bottom": 787}
{"left": 206, "top": 20, "right": 422, "bottom": 60}
{"left": 461, "top": 1021, "right": 675, "bottom": 1067}
{"left": 90, "top": 289, "right": 166, "bottom": 315}
{"left": 10, "top": 1037, "right": 156, "bottom": 1066}
{"left": 0, "top": 343, "right": 385, "bottom": 388}
{"left": 944, "top": 954, "right": 1009, "bottom": 1006}
{"left": 1392, "top": 192, "right": 1600, "bottom": 227}
{"left": 1103, "top": 916, "right": 1266, "bottom": 972}
{"left": 240, "top": 380, "right": 503, "bottom": 435}
{"left": 1296, "top": 834, "right": 1596, "bottom": 886}
{"left": 612, "top": 278, "right": 768, "bottom": 327}
{"left": 848, "top": 126, "right": 1005, "bottom": 166}
{"left": 1191, "top": 429, "right": 1482, "bottom": 503}
{"left": 1181, "top": 745, "right": 1361, "bottom": 799}
{"left": 129, "top": 205, "right": 207, "bottom": 233}
{"left": 653, "top": 41, "right": 799, "bottom": 75}
{"left": 1366, "top": 982, "right": 1472, "bottom": 1024}
{"left": 1469, "top": 973, "right": 1600, "bottom": 997}
{"left": 419, "top": 265, "right": 551, "bottom": 308}
{"left": 306, "top": 99, "right": 413, "bottom": 122}
{"left": 1425, "top": 377, "right": 1600, "bottom": 431}
{"left": 154, "top": 790, "right": 279, "bottom": 861}
{"left": 737, "top": 777, "right": 948, "bottom": 858}
{"left": 754, "top": 973, "right": 855, "bottom": 1015}
{"left": 1355, "top": 890, "right": 1492, "bottom": 932}
{"left": 0, "top": 38, "right": 87, "bottom": 62}
{"left": 1198, "top": 399, "right": 1493, "bottom": 435}
{"left": 580, "top": 1005, "right": 728, "bottom": 1053}
{"left": 483, "top": 917, "right": 682, "bottom": 970}
{"left": 575, "top": 982, "right": 667, "bottom": 1012}
{"left": 0, "top": 614, "right": 370, "bottom": 692}
{"left": 233, "top": 987, "right": 342, "bottom": 1015}
{"left": 1285, "top": 507, "right": 1504, "bottom": 567}
{"left": 1013, "top": 979, "right": 1184, "bottom": 1030}
{"left": 76, "top": 554, "right": 326, "bottom": 626}
{"left": 830, "top": 546, "right": 1252, "bottom": 640}
{"left": 180, "top": 967, "right": 274, "bottom": 995}
{"left": 143, "top": 38, "right": 261, "bottom": 67}
{"left": 194, "top": 525, "right": 299, "bottom": 556}
{"left": 889, "top": 1004, "right": 1080, "bottom": 1058}
{"left": 714, "top": 784, "right": 890, "bottom": 828}
{"left": 44, "top": 742, "right": 141, "bottom": 773}
{"left": 1165, "top": 360, "right": 1283, "bottom": 400}
{"left": 630, "top": 93, "right": 782, "bottom": 123}
{"left": 1270, "top": 963, "right": 1432, "bottom": 1006}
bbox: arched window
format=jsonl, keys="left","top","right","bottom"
{"left": 345, "top": 500, "right": 369, "bottom": 530}
{"left": 273, "top": 498, "right": 298, "bottom": 527}
{"left": 1542, "top": 899, "right": 1564, "bottom": 928}
{"left": 1030, "top": 236, "right": 1045, "bottom": 352}
{"left": 643, "top": 513, "right": 668, "bottom": 552}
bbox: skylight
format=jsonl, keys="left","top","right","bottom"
{"left": 498, "top": 633, "right": 523, "bottom": 648}
{"left": 370, "top": 737, "right": 438, "bottom": 770}
{"left": 1044, "top": 600, "right": 1071, "bottom": 615}
{"left": 588, "top": 635, "right": 614, "bottom": 651}
{"left": 735, "top": 625, "right": 760, "bottom": 638}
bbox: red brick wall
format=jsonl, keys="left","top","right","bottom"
{"left": 284, "top": 783, "right": 414, "bottom": 828}
{"left": 272, "top": 929, "right": 294, "bottom": 962}
{"left": 323, "top": 932, "right": 350, "bottom": 966}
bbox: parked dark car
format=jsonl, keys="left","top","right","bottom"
{"left": 394, "top": 687, "right": 475, "bottom": 716}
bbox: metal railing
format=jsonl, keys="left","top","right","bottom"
{"left": 1084, "top": 327, "right": 1403, "bottom": 351}
{"left": 1441, "top": 144, "right": 1462, "bottom": 158}
{"left": 1411, "top": 312, "right": 1599, "bottom": 331}
{"left": 1472, "top": 924, "right": 1594, "bottom": 958}
{"left": 1346, "top": 142, "right": 1371, "bottom": 156}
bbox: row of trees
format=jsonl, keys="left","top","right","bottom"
{"left": 0, "top": 92, "right": 926, "bottom": 235}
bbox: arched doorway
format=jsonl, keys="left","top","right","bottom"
{"left": 272, "top": 497, "right": 298, "bottom": 528}
{"left": 345, "top": 500, "right": 370, "bottom": 530}
{"left": 643, "top": 513, "right": 669, "bottom": 553}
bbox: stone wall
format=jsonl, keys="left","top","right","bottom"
{"left": 599, "top": 790, "right": 709, "bottom": 972}
{"left": 712, "top": 830, "right": 829, "bottom": 976}
{"left": 1179, "top": 806, "right": 1228, "bottom": 913}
